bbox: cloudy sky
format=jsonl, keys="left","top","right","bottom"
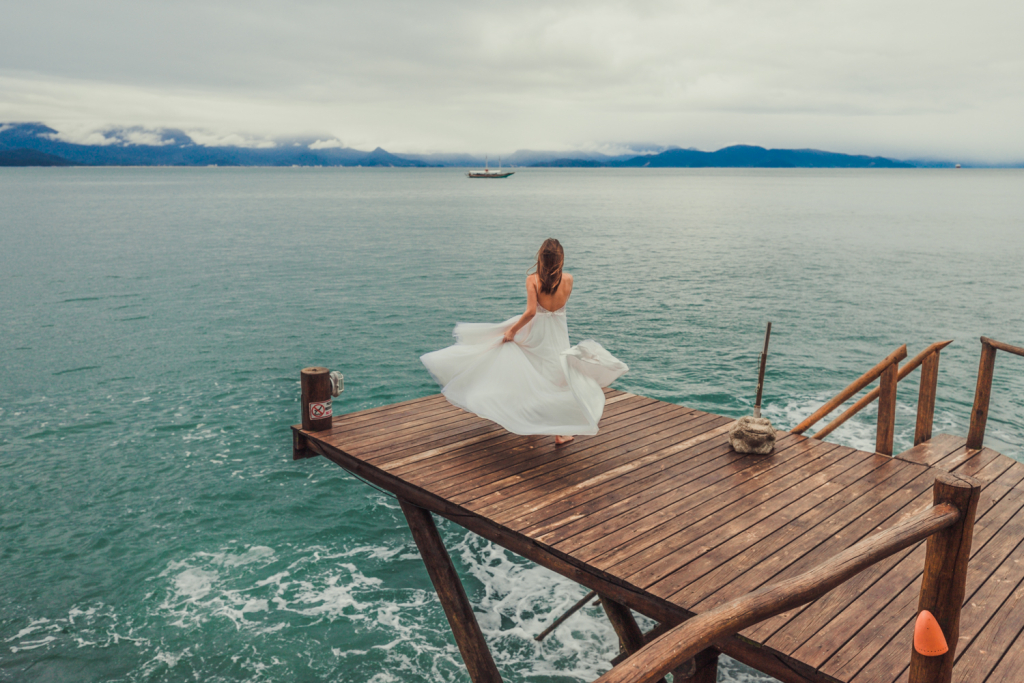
{"left": 2, "top": 0, "right": 1022, "bottom": 161}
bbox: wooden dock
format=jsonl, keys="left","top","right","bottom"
{"left": 291, "top": 337, "right": 1024, "bottom": 683}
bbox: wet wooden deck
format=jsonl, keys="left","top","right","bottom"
{"left": 293, "top": 389, "right": 1024, "bottom": 683}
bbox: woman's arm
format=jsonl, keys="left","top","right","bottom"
{"left": 502, "top": 276, "right": 538, "bottom": 343}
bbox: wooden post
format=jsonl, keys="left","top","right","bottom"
{"left": 600, "top": 595, "right": 647, "bottom": 653}
{"left": 674, "top": 648, "right": 720, "bottom": 682}
{"left": 292, "top": 429, "right": 315, "bottom": 460}
{"left": 914, "top": 351, "right": 941, "bottom": 446}
{"left": 399, "top": 499, "right": 502, "bottom": 683}
{"left": 875, "top": 361, "right": 898, "bottom": 455}
{"left": 908, "top": 473, "right": 981, "bottom": 683}
{"left": 966, "top": 340, "right": 997, "bottom": 450}
{"left": 792, "top": 344, "right": 907, "bottom": 435}
{"left": 599, "top": 596, "right": 667, "bottom": 683}
{"left": 301, "top": 366, "right": 333, "bottom": 432}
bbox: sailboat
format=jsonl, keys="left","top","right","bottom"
{"left": 467, "top": 156, "right": 514, "bottom": 179}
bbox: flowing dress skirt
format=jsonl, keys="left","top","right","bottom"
{"left": 420, "top": 306, "right": 628, "bottom": 436}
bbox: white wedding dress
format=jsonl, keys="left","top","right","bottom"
{"left": 421, "top": 303, "right": 628, "bottom": 436}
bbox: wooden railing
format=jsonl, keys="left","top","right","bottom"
{"left": 966, "top": 336, "right": 1024, "bottom": 450}
{"left": 792, "top": 341, "right": 953, "bottom": 454}
{"left": 593, "top": 473, "right": 981, "bottom": 683}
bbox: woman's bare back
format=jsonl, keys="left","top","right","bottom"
{"left": 531, "top": 272, "right": 573, "bottom": 311}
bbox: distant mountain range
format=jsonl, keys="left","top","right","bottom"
{"left": 0, "top": 122, "right": 1004, "bottom": 169}
{"left": 0, "top": 123, "right": 430, "bottom": 167}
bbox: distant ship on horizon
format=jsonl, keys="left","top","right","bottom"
{"left": 467, "top": 156, "right": 514, "bottom": 178}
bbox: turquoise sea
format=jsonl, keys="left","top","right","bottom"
{"left": 2, "top": 167, "right": 1023, "bottom": 683}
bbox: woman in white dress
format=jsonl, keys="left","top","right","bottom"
{"left": 420, "top": 239, "right": 628, "bottom": 445}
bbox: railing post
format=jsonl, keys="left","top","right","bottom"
{"left": 966, "top": 340, "right": 997, "bottom": 450}
{"left": 908, "top": 473, "right": 981, "bottom": 683}
{"left": 914, "top": 351, "right": 941, "bottom": 446}
{"left": 876, "top": 361, "right": 898, "bottom": 455}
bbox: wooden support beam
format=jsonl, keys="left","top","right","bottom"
{"left": 908, "top": 473, "right": 982, "bottom": 683}
{"left": 600, "top": 595, "right": 647, "bottom": 653}
{"left": 875, "top": 362, "right": 898, "bottom": 456}
{"left": 966, "top": 340, "right": 997, "bottom": 450}
{"left": 914, "top": 351, "right": 941, "bottom": 446}
{"left": 535, "top": 590, "right": 596, "bottom": 641}
{"left": 301, "top": 366, "right": 333, "bottom": 432}
{"left": 292, "top": 428, "right": 317, "bottom": 460}
{"left": 600, "top": 596, "right": 667, "bottom": 683}
{"left": 673, "top": 648, "right": 720, "bottom": 682}
{"left": 399, "top": 499, "right": 502, "bottom": 683}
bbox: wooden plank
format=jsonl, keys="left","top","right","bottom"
{"left": 330, "top": 411, "right": 493, "bottom": 463}
{"left": 753, "top": 471, "right": 1022, "bottom": 654}
{"left": 637, "top": 445, "right": 878, "bottom": 598}
{"left": 566, "top": 435, "right": 825, "bottom": 567}
{"left": 463, "top": 412, "right": 729, "bottom": 522}
{"left": 509, "top": 421, "right": 737, "bottom": 534}
{"left": 351, "top": 410, "right": 494, "bottom": 454}
{"left": 325, "top": 396, "right": 457, "bottom": 435}
{"left": 328, "top": 402, "right": 478, "bottom": 445}
{"left": 591, "top": 501, "right": 960, "bottom": 683}
{"left": 893, "top": 433, "right": 967, "bottom": 467}
{"left": 312, "top": 395, "right": 451, "bottom": 438}
{"left": 797, "top": 470, "right": 1014, "bottom": 677}
{"left": 955, "top": 449, "right": 1015, "bottom": 483}
{"left": 823, "top": 481, "right": 1023, "bottom": 682}
{"left": 399, "top": 499, "right": 503, "bottom": 683}
{"left": 390, "top": 396, "right": 666, "bottom": 483}
{"left": 427, "top": 402, "right": 693, "bottom": 500}
{"left": 674, "top": 456, "right": 926, "bottom": 612}
{"left": 359, "top": 393, "right": 651, "bottom": 466}
{"left": 549, "top": 433, "right": 810, "bottom": 560}
{"left": 448, "top": 405, "right": 706, "bottom": 507}
{"left": 598, "top": 441, "right": 850, "bottom": 578}
{"left": 490, "top": 416, "right": 734, "bottom": 530}
{"left": 532, "top": 433, "right": 761, "bottom": 548}
{"left": 380, "top": 395, "right": 657, "bottom": 474}
{"left": 932, "top": 445, "right": 1001, "bottom": 478}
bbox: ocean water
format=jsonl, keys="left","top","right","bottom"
{"left": 1, "top": 167, "right": 1023, "bottom": 683}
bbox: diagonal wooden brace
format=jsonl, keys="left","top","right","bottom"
{"left": 400, "top": 498, "right": 502, "bottom": 683}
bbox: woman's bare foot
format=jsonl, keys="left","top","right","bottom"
{"left": 555, "top": 435, "right": 574, "bottom": 445}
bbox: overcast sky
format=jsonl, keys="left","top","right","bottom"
{"left": 2, "top": 0, "right": 1022, "bottom": 161}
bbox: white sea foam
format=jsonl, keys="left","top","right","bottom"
{"left": 8, "top": 538, "right": 775, "bottom": 681}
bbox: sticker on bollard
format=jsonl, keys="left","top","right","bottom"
{"left": 309, "top": 400, "right": 332, "bottom": 420}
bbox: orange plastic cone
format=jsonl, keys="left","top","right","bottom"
{"left": 914, "top": 610, "right": 949, "bottom": 656}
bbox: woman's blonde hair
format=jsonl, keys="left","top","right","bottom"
{"left": 533, "top": 238, "right": 564, "bottom": 295}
